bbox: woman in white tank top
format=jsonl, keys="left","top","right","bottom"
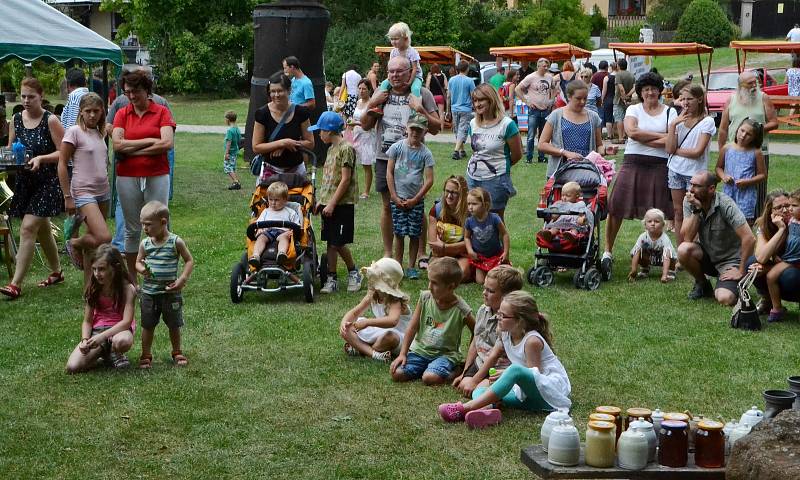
{"left": 438, "top": 291, "right": 571, "bottom": 428}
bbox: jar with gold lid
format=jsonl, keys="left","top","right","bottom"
{"left": 585, "top": 421, "right": 616, "bottom": 468}
{"left": 596, "top": 406, "right": 623, "bottom": 442}
{"left": 695, "top": 420, "right": 725, "bottom": 468}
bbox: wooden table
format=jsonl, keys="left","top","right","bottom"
{"left": 769, "top": 95, "right": 800, "bottom": 135}
{"left": 521, "top": 445, "right": 725, "bottom": 479}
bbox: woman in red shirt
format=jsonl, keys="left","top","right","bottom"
{"left": 111, "top": 71, "right": 175, "bottom": 282}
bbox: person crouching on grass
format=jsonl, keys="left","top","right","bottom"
{"left": 309, "top": 111, "right": 363, "bottom": 294}
{"left": 386, "top": 112, "right": 435, "bottom": 280}
{"left": 135, "top": 201, "right": 194, "bottom": 369}
{"left": 390, "top": 257, "right": 475, "bottom": 385}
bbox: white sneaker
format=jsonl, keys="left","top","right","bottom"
{"left": 321, "top": 276, "right": 338, "bottom": 294}
{"left": 372, "top": 350, "right": 392, "bottom": 363}
{"left": 347, "top": 270, "right": 363, "bottom": 292}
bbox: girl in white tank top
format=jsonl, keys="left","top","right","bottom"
{"left": 438, "top": 291, "right": 571, "bottom": 428}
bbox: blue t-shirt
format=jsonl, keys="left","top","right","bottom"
{"left": 783, "top": 221, "right": 800, "bottom": 264}
{"left": 387, "top": 140, "right": 435, "bottom": 199}
{"left": 465, "top": 212, "right": 503, "bottom": 257}
{"left": 290, "top": 75, "right": 314, "bottom": 106}
{"left": 449, "top": 75, "right": 476, "bottom": 113}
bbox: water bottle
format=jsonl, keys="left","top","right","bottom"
{"left": 12, "top": 140, "right": 25, "bottom": 166}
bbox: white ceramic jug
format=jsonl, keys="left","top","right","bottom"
{"left": 630, "top": 417, "right": 657, "bottom": 462}
{"left": 540, "top": 408, "right": 573, "bottom": 452}
{"left": 547, "top": 420, "right": 580, "bottom": 467}
{"left": 739, "top": 405, "right": 764, "bottom": 428}
{"left": 617, "top": 426, "right": 648, "bottom": 470}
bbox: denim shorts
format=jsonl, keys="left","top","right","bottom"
{"left": 398, "top": 351, "right": 456, "bottom": 380}
{"left": 466, "top": 172, "right": 516, "bottom": 211}
{"left": 667, "top": 169, "right": 693, "bottom": 190}
{"left": 74, "top": 192, "right": 111, "bottom": 209}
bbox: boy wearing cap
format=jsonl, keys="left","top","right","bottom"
{"left": 310, "top": 111, "right": 362, "bottom": 294}
{"left": 386, "top": 112, "right": 435, "bottom": 280}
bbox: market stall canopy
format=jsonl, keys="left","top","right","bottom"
{"left": 730, "top": 41, "right": 800, "bottom": 72}
{"left": 607, "top": 42, "right": 713, "bottom": 57}
{"left": 489, "top": 44, "right": 591, "bottom": 62}
{"left": 0, "top": 0, "right": 123, "bottom": 65}
{"left": 374, "top": 46, "right": 476, "bottom": 65}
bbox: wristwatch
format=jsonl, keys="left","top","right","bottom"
{"left": 691, "top": 206, "right": 703, "bottom": 215}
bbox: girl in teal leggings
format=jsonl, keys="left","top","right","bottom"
{"left": 438, "top": 290, "right": 571, "bottom": 428}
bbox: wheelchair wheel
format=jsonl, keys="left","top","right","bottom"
{"left": 583, "top": 268, "right": 601, "bottom": 291}
{"left": 230, "top": 261, "right": 246, "bottom": 303}
{"left": 302, "top": 256, "right": 316, "bottom": 303}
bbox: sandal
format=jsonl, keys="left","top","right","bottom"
{"left": 172, "top": 350, "right": 188, "bottom": 366}
{"left": 37, "top": 271, "right": 64, "bottom": 288}
{"left": 662, "top": 271, "right": 677, "bottom": 283}
{"left": 343, "top": 343, "right": 361, "bottom": 357}
{"left": 417, "top": 256, "right": 430, "bottom": 270}
{"left": 0, "top": 283, "right": 21, "bottom": 299}
{"left": 139, "top": 354, "right": 153, "bottom": 369}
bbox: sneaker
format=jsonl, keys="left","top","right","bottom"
{"left": 276, "top": 251, "right": 288, "bottom": 264}
{"left": 768, "top": 308, "right": 786, "bottom": 323}
{"left": 525, "top": 158, "right": 533, "bottom": 164}
{"left": 451, "top": 151, "right": 460, "bottom": 160}
{"left": 347, "top": 270, "right": 363, "bottom": 292}
{"left": 108, "top": 352, "right": 130, "bottom": 369}
{"left": 537, "top": 156, "right": 547, "bottom": 163}
{"left": 687, "top": 279, "right": 714, "bottom": 300}
{"left": 372, "top": 350, "right": 392, "bottom": 363}
{"left": 438, "top": 402, "right": 466, "bottom": 422}
{"left": 321, "top": 276, "right": 338, "bottom": 294}
{"left": 465, "top": 408, "right": 502, "bottom": 429}
{"left": 343, "top": 343, "right": 361, "bottom": 357}
{"left": 227, "top": 182, "right": 241, "bottom": 190}
{"left": 459, "top": 151, "right": 467, "bottom": 159}
{"left": 601, "top": 251, "right": 613, "bottom": 272}
{"left": 248, "top": 255, "right": 261, "bottom": 269}
{"left": 406, "top": 267, "right": 420, "bottom": 280}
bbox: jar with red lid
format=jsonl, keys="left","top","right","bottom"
{"left": 658, "top": 420, "right": 688, "bottom": 467}
{"left": 695, "top": 420, "right": 725, "bottom": 468}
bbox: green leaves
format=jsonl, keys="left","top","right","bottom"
{"left": 674, "top": 0, "right": 735, "bottom": 47}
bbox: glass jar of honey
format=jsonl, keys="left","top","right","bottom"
{"left": 694, "top": 420, "right": 725, "bottom": 468}
{"left": 658, "top": 420, "right": 688, "bottom": 467}
{"left": 596, "top": 406, "right": 622, "bottom": 442}
{"left": 624, "top": 407, "right": 652, "bottom": 430}
{"left": 585, "top": 421, "right": 616, "bottom": 468}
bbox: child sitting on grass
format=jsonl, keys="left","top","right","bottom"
{"left": 629, "top": 208, "right": 677, "bottom": 283}
{"left": 223, "top": 110, "right": 242, "bottom": 190}
{"left": 310, "top": 111, "right": 362, "bottom": 294}
{"left": 339, "top": 258, "right": 412, "bottom": 362}
{"left": 465, "top": 187, "right": 510, "bottom": 285}
{"left": 249, "top": 181, "right": 301, "bottom": 269}
{"left": 538, "top": 181, "right": 591, "bottom": 244}
{"left": 135, "top": 201, "right": 194, "bottom": 369}
{"left": 387, "top": 112, "right": 435, "bottom": 280}
{"left": 452, "top": 265, "right": 522, "bottom": 398}
{"left": 439, "top": 290, "right": 571, "bottom": 429}
{"left": 390, "top": 257, "right": 475, "bottom": 385}
{"left": 765, "top": 189, "right": 800, "bottom": 322}
{"left": 65, "top": 245, "right": 136, "bottom": 373}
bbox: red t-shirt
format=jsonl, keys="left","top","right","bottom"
{"left": 113, "top": 101, "right": 176, "bottom": 177}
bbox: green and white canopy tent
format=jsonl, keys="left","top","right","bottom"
{"left": 0, "top": 0, "right": 123, "bottom": 99}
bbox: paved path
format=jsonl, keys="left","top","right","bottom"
{"left": 177, "top": 124, "right": 800, "bottom": 155}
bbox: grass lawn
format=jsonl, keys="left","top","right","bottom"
{"left": 1, "top": 133, "right": 798, "bottom": 478}
{"left": 165, "top": 95, "right": 250, "bottom": 126}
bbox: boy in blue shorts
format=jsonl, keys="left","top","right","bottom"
{"left": 391, "top": 256, "right": 475, "bottom": 385}
{"left": 386, "top": 112, "right": 434, "bottom": 280}
{"left": 310, "top": 111, "right": 362, "bottom": 294}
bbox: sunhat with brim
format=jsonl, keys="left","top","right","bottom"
{"left": 308, "top": 111, "right": 344, "bottom": 133}
{"left": 360, "top": 258, "right": 408, "bottom": 301}
{"left": 549, "top": 63, "right": 560, "bottom": 73}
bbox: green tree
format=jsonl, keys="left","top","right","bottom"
{"left": 102, "top": 0, "right": 256, "bottom": 94}
{"left": 674, "top": 0, "right": 735, "bottom": 47}
{"left": 505, "top": 0, "right": 592, "bottom": 49}
{"left": 649, "top": 0, "right": 731, "bottom": 30}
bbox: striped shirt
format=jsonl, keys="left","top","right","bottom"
{"left": 61, "top": 87, "right": 89, "bottom": 130}
{"left": 141, "top": 233, "right": 179, "bottom": 295}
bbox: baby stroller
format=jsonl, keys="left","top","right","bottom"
{"left": 229, "top": 148, "right": 321, "bottom": 303}
{"left": 527, "top": 158, "right": 610, "bottom": 290}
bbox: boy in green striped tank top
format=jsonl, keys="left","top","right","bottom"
{"left": 135, "top": 201, "right": 195, "bottom": 369}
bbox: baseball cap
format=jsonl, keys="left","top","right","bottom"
{"left": 308, "top": 111, "right": 344, "bottom": 133}
{"left": 407, "top": 112, "right": 428, "bottom": 130}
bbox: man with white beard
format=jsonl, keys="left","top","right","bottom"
{"left": 718, "top": 71, "right": 778, "bottom": 218}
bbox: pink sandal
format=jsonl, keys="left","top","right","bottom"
{"left": 438, "top": 402, "right": 466, "bottom": 422}
{"left": 465, "top": 408, "right": 502, "bottom": 429}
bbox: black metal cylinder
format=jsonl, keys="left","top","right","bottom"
{"left": 244, "top": 1, "right": 330, "bottom": 162}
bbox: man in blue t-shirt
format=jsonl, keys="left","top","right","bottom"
{"left": 448, "top": 60, "right": 476, "bottom": 160}
{"left": 283, "top": 56, "right": 316, "bottom": 110}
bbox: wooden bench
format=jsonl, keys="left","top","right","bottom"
{"left": 520, "top": 444, "right": 725, "bottom": 479}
